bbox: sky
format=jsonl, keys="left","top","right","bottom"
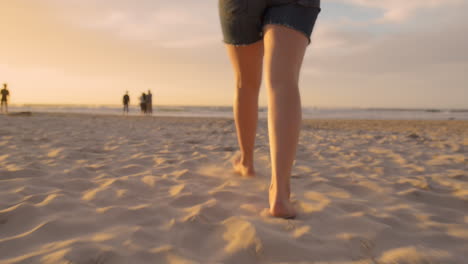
{"left": 0, "top": 0, "right": 467, "bottom": 108}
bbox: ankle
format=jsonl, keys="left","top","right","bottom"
{"left": 239, "top": 155, "right": 254, "bottom": 168}
{"left": 269, "top": 184, "right": 291, "bottom": 201}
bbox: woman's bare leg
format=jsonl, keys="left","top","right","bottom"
{"left": 263, "top": 25, "right": 309, "bottom": 218}
{"left": 225, "top": 41, "right": 264, "bottom": 177}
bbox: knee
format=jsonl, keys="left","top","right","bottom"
{"left": 266, "top": 77, "right": 299, "bottom": 95}
{"left": 235, "top": 77, "right": 261, "bottom": 94}
{"left": 234, "top": 68, "right": 261, "bottom": 88}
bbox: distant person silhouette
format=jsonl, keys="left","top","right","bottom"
{"left": 1, "top": 83, "right": 9, "bottom": 114}
{"left": 123, "top": 91, "right": 130, "bottom": 114}
{"left": 139, "top": 93, "right": 147, "bottom": 114}
{"left": 146, "top": 90, "right": 153, "bottom": 115}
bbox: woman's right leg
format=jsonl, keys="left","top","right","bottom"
{"left": 225, "top": 41, "right": 264, "bottom": 177}
{"left": 263, "top": 24, "right": 309, "bottom": 218}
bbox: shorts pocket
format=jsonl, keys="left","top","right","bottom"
{"left": 219, "top": 0, "right": 248, "bottom": 16}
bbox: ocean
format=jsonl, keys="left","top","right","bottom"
{"left": 7, "top": 105, "right": 468, "bottom": 120}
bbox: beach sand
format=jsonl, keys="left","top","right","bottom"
{"left": 0, "top": 113, "right": 467, "bottom": 264}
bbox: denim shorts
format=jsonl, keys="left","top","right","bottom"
{"left": 219, "top": 0, "right": 320, "bottom": 45}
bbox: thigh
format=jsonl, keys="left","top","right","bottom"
{"left": 219, "top": 0, "right": 267, "bottom": 45}
{"left": 225, "top": 41, "right": 264, "bottom": 88}
{"left": 263, "top": 24, "right": 308, "bottom": 86}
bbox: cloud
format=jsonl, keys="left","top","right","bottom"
{"left": 307, "top": 0, "right": 468, "bottom": 75}
{"left": 307, "top": 20, "right": 468, "bottom": 75}
{"left": 1, "top": 0, "right": 466, "bottom": 107}
{"left": 309, "top": 22, "right": 373, "bottom": 55}
{"left": 48, "top": 0, "right": 221, "bottom": 47}
{"left": 331, "top": 0, "right": 464, "bottom": 22}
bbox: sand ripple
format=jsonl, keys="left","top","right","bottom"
{"left": 0, "top": 114, "right": 467, "bottom": 263}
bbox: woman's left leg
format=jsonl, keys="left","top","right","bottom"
{"left": 225, "top": 41, "right": 264, "bottom": 177}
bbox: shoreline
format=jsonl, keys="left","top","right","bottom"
{"left": 5, "top": 105, "right": 468, "bottom": 121}
{"left": 4, "top": 110, "right": 468, "bottom": 122}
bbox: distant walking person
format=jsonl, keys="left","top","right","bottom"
{"left": 146, "top": 90, "right": 153, "bottom": 115}
{"left": 123, "top": 91, "right": 130, "bottom": 115}
{"left": 1, "top": 83, "right": 9, "bottom": 114}
{"left": 139, "top": 93, "right": 147, "bottom": 114}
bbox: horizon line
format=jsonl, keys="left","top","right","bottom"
{"left": 9, "top": 103, "right": 468, "bottom": 111}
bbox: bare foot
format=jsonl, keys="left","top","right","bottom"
{"left": 269, "top": 186, "right": 296, "bottom": 219}
{"left": 231, "top": 153, "right": 255, "bottom": 177}
{"left": 269, "top": 200, "right": 297, "bottom": 219}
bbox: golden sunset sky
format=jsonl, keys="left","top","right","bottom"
{"left": 1, "top": 0, "right": 467, "bottom": 108}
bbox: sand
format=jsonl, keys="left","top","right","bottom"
{"left": 0, "top": 113, "right": 467, "bottom": 264}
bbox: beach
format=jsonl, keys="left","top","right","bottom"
{"left": 0, "top": 113, "right": 467, "bottom": 264}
